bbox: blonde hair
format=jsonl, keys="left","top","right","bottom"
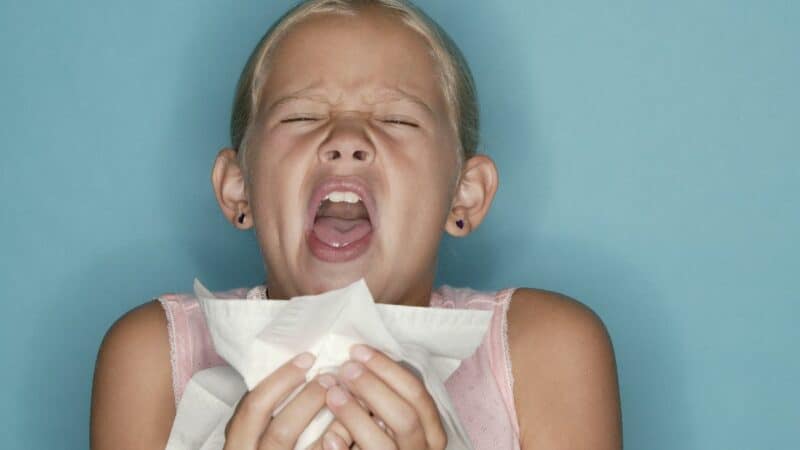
{"left": 230, "top": 0, "right": 479, "bottom": 173}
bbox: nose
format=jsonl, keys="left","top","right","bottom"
{"left": 317, "top": 115, "right": 375, "bottom": 165}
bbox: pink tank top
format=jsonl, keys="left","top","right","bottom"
{"left": 158, "top": 284, "right": 521, "bottom": 450}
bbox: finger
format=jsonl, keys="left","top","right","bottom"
{"left": 224, "top": 352, "right": 315, "bottom": 449}
{"left": 350, "top": 345, "right": 446, "bottom": 449}
{"left": 327, "top": 409, "right": 390, "bottom": 444}
{"left": 325, "top": 419, "right": 354, "bottom": 447}
{"left": 309, "top": 401, "right": 384, "bottom": 449}
{"left": 258, "top": 373, "right": 336, "bottom": 450}
{"left": 338, "top": 361, "right": 425, "bottom": 449}
{"left": 321, "top": 429, "right": 350, "bottom": 450}
{"left": 306, "top": 417, "right": 356, "bottom": 449}
{"left": 326, "top": 385, "right": 395, "bottom": 450}
{"left": 372, "top": 414, "right": 391, "bottom": 437}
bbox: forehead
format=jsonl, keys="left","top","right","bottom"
{"left": 260, "top": 10, "right": 448, "bottom": 113}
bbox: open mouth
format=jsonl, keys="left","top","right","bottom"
{"left": 305, "top": 178, "right": 377, "bottom": 263}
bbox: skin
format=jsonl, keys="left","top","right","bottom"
{"left": 91, "top": 7, "right": 621, "bottom": 450}
{"left": 225, "top": 10, "right": 472, "bottom": 304}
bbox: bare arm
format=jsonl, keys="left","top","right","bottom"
{"left": 508, "top": 289, "right": 622, "bottom": 450}
{"left": 90, "top": 300, "right": 175, "bottom": 449}
{"left": 91, "top": 300, "right": 345, "bottom": 450}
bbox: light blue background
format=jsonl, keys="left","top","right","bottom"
{"left": 1, "top": 0, "right": 797, "bottom": 448}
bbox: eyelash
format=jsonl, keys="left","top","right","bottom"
{"left": 381, "top": 119, "right": 419, "bottom": 128}
{"left": 280, "top": 117, "right": 418, "bottom": 127}
{"left": 281, "top": 117, "right": 318, "bottom": 123}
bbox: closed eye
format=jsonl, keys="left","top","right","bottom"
{"left": 381, "top": 119, "right": 419, "bottom": 127}
{"left": 281, "top": 117, "right": 319, "bottom": 123}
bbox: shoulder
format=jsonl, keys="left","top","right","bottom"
{"left": 507, "top": 288, "right": 612, "bottom": 352}
{"left": 91, "top": 300, "right": 175, "bottom": 449}
{"left": 506, "top": 288, "right": 622, "bottom": 450}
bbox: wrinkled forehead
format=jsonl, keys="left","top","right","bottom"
{"left": 255, "top": 10, "right": 452, "bottom": 120}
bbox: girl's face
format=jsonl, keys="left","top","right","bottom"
{"left": 243, "top": 10, "right": 462, "bottom": 304}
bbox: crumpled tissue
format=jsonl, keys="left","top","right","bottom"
{"left": 165, "top": 278, "right": 493, "bottom": 450}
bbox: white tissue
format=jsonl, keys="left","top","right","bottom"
{"left": 165, "top": 278, "right": 492, "bottom": 450}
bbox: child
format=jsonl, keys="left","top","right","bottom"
{"left": 91, "top": 1, "right": 621, "bottom": 449}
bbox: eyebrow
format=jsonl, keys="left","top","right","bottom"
{"left": 265, "top": 85, "right": 435, "bottom": 116}
{"left": 370, "top": 87, "right": 435, "bottom": 115}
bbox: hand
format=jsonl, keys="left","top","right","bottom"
{"left": 223, "top": 352, "right": 336, "bottom": 450}
{"left": 310, "top": 345, "right": 447, "bottom": 450}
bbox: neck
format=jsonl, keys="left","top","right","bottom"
{"left": 264, "top": 270, "right": 437, "bottom": 307}
{"left": 387, "top": 270, "right": 437, "bottom": 307}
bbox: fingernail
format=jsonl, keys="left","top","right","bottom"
{"left": 323, "top": 431, "right": 341, "bottom": 450}
{"left": 292, "top": 352, "right": 315, "bottom": 369}
{"left": 317, "top": 374, "right": 337, "bottom": 389}
{"left": 327, "top": 386, "right": 348, "bottom": 406}
{"left": 351, "top": 344, "right": 374, "bottom": 362}
{"left": 340, "top": 361, "right": 363, "bottom": 380}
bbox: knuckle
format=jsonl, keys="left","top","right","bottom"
{"left": 406, "top": 382, "right": 428, "bottom": 402}
{"left": 393, "top": 412, "right": 422, "bottom": 436}
{"left": 238, "top": 394, "right": 265, "bottom": 417}
{"left": 429, "top": 429, "right": 448, "bottom": 450}
{"left": 261, "top": 423, "right": 294, "bottom": 448}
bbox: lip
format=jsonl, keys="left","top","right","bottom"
{"left": 306, "top": 227, "right": 373, "bottom": 263}
{"left": 305, "top": 176, "right": 379, "bottom": 233}
{"left": 304, "top": 176, "right": 378, "bottom": 263}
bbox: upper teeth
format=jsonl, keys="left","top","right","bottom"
{"left": 324, "top": 191, "right": 362, "bottom": 203}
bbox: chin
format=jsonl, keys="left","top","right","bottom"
{"left": 303, "top": 275, "right": 364, "bottom": 297}
{"left": 296, "top": 259, "right": 373, "bottom": 295}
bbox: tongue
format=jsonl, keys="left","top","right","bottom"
{"left": 312, "top": 217, "right": 372, "bottom": 247}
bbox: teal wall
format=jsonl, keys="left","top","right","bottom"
{"left": 1, "top": 1, "right": 797, "bottom": 448}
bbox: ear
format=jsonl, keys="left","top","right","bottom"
{"left": 445, "top": 154, "right": 499, "bottom": 237}
{"left": 211, "top": 148, "right": 252, "bottom": 229}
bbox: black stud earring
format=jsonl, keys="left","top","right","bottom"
{"left": 237, "top": 212, "right": 245, "bottom": 224}
{"left": 456, "top": 219, "right": 465, "bottom": 229}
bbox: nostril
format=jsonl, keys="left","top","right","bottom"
{"left": 321, "top": 149, "right": 370, "bottom": 162}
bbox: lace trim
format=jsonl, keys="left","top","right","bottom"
{"left": 157, "top": 296, "right": 181, "bottom": 408}
{"left": 498, "top": 287, "right": 521, "bottom": 438}
{"left": 246, "top": 285, "right": 268, "bottom": 299}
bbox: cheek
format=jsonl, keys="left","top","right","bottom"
{"left": 251, "top": 131, "right": 297, "bottom": 168}
{"left": 388, "top": 165, "right": 455, "bottom": 241}
{"left": 416, "top": 138, "right": 460, "bottom": 200}
{"left": 250, "top": 129, "right": 313, "bottom": 182}
{"left": 247, "top": 135, "right": 309, "bottom": 223}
